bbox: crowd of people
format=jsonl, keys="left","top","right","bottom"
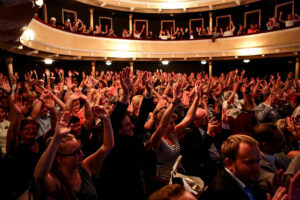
{"left": 0, "top": 65, "right": 300, "bottom": 200}
{"left": 39, "top": 10, "right": 300, "bottom": 41}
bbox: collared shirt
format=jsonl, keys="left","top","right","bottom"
{"left": 225, "top": 168, "right": 254, "bottom": 200}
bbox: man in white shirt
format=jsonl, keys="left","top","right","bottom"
{"left": 223, "top": 20, "right": 236, "bottom": 37}
{"left": 0, "top": 106, "right": 10, "bottom": 156}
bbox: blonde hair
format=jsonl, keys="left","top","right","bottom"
{"left": 131, "top": 95, "right": 143, "bottom": 114}
{"left": 275, "top": 118, "right": 288, "bottom": 131}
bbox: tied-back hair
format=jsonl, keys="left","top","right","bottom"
{"left": 153, "top": 108, "right": 178, "bottom": 126}
{"left": 221, "top": 134, "right": 259, "bottom": 162}
{"left": 45, "top": 134, "right": 78, "bottom": 200}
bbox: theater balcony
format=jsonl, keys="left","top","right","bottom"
{"left": 19, "top": 18, "right": 300, "bottom": 61}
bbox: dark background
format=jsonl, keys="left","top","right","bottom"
{"left": 0, "top": 49, "right": 295, "bottom": 80}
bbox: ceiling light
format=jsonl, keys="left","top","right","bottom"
{"left": 106, "top": 60, "right": 112, "bottom": 66}
{"left": 243, "top": 59, "right": 250, "bottom": 63}
{"left": 162, "top": 61, "right": 169, "bottom": 65}
{"left": 44, "top": 58, "right": 53, "bottom": 65}
{"left": 201, "top": 60, "right": 207, "bottom": 65}
{"left": 23, "top": 29, "right": 34, "bottom": 41}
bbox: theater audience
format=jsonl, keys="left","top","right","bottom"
{"left": 0, "top": 64, "right": 299, "bottom": 200}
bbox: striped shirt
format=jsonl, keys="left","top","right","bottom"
{"left": 155, "top": 133, "right": 181, "bottom": 181}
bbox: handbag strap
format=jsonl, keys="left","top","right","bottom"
{"left": 171, "top": 155, "right": 182, "bottom": 173}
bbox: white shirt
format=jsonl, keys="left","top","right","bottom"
{"left": 285, "top": 20, "right": 295, "bottom": 27}
{"left": 0, "top": 120, "right": 10, "bottom": 154}
{"left": 223, "top": 26, "right": 236, "bottom": 37}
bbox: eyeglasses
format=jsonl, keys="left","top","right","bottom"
{"left": 57, "top": 145, "right": 82, "bottom": 157}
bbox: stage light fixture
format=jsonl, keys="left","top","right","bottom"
{"left": 201, "top": 60, "right": 207, "bottom": 65}
{"left": 162, "top": 61, "right": 169, "bottom": 65}
{"left": 44, "top": 58, "right": 53, "bottom": 65}
{"left": 106, "top": 61, "right": 112, "bottom": 66}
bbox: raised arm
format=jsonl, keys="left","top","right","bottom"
{"left": 150, "top": 82, "right": 182, "bottom": 149}
{"left": 6, "top": 95, "right": 25, "bottom": 154}
{"left": 174, "top": 81, "right": 201, "bottom": 136}
{"left": 34, "top": 111, "right": 71, "bottom": 195}
{"left": 82, "top": 106, "right": 114, "bottom": 175}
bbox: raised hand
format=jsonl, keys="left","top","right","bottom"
{"left": 92, "top": 105, "right": 109, "bottom": 121}
{"left": 66, "top": 77, "right": 74, "bottom": 90}
{"left": 0, "top": 78, "right": 11, "bottom": 93}
{"left": 12, "top": 95, "right": 25, "bottom": 114}
{"left": 195, "top": 80, "right": 201, "bottom": 97}
{"left": 142, "top": 72, "right": 153, "bottom": 95}
{"left": 84, "top": 76, "right": 93, "bottom": 88}
{"left": 287, "top": 116, "right": 300, "bottom": 140}
{"left": 55, "top": 111, "right": 71, "bottom": 138}
{"left": 267, "top": 187, "right": 288, "bottom": 200}
{"left": 120, "top": 67, "right": 133, "bottom": 94}
{"left": 289, "top": 171, "right": 300, "bottom": 200}
{"left": 172, "top": 81, "right": 182, "bottom": 102}
{"left": 43, "top": 95, "right": 55, "bottom": 110}
{"left": 207, "top": 117, "right": 219, "bottom": 136}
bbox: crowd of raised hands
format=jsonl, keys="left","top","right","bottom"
{"left": 0, "top": 66, "right": 300, "bottom": 200}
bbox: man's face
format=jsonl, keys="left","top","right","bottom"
{"left": 70, "top": 121, "right": 81, "bottom": 137}
{"left": 194, "top": 109, "right": 208, "bottom": 129}
{"left": 119, "top": 115, "right": 134, "bottom": 136}
{"left": 229, "top": 143, "right": 261, "bottom": 184}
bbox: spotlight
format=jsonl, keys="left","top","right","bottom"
{"left": 201, "top": 60, "right": 207, "bottom": 65}
{"left": 106, "top": 60, "right": 112, "bottom": 66}
{"left": 44, "top": 58, "right": 53, "bottom": 65}
{"left": 162, "top": 61, "right": 169, "bottom": 65}
{"left": 243, "top": 59, "right": 250, "bottom": 63}
{"left": 34, "top": 0, "right": 43, "bottom": 7}
{"left": 23, "top": 29, "right": 34, "bottom": 41}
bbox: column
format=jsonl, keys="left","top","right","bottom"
{"left": 6, "top": 57, "right": 14, "bottom": 84}
{"left": 43, "top": 4, "right": 48, "bottom": 23}
{"left": 130, "top": 61, "right": 134, "bottom": 75}
{"left": 129, "top": 14, "right": 133, "bottom": 35}
{"left": 209, "top": 61, "right": 213, "bottom": 77}
{"left": 209, "top": 12, "right": 213, "bottom": 32}
{"left": 91, "top": 61, "right": 96, "bottom": 77}
{"left": 89, "top": 8, "right": 94, "bottom": 29}
{"left": 296, "top": 57, "right": 300, "bottom": 81}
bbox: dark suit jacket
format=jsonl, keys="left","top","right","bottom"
{"left": 180, "top": 124, "right": 227, "bottom": 183}
{"left": 199, "top": 169, "right": 267, "bottom": 200}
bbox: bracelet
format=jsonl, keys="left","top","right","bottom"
{"left": 38, "top": 98, "right": 44, "bottom": 103}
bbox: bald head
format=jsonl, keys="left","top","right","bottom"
{"left": 194, "top": 108, "right": 208, "bottom": 128}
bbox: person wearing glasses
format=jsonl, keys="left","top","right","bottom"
{"left": 34, "top": 106, "right": 114, "bottom": 199}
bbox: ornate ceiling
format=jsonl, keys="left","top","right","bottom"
{"left": 75, "top": 0, "right": 261, "bottom": 13}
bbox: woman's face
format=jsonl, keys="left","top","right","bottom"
{"left": 20, "top": 122, "right": 39, "bottom": 142}
{"left": 72, "top": 100, "right": 80, "bottom": 113}
{"left": 57, "top": 139, "right": 83, "bottom": 168}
